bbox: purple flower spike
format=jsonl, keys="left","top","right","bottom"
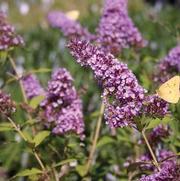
{"left": 0, "top": 90, "right": 16, "bottom": 116}
{"left": 0, "top": 12, "right": 24, "bottom": 51}
{"left": 22, "top": 74, "right": 45, "bottom": 99}
{"left": 53, "top": 99, "right": 84, "bottom": 138}
{"left": 68, "top": 39, "right": 146, "bottom": 128}
{"left": 138, "top": 149, "right": 178, "bottom": 180}
{"left": 96, "top": 0, "right": 147, "bottom": 55}
{"left": 154, "top": 45, "right": 180, "bottom": 83}
{"left": 47, "top": 11, "right": 94, "bottom": 41}
{"left": 140, "top": 159, "right": 180, "bottom": 181}
{"left": 41, "top": 68, "right": 84, "bottom": 138}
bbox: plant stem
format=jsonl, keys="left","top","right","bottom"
{"left": 7, "top": 116, "right": 46, "bottom": 171}
{"left": 33, "top": 150, "right": 45, "bottom": 170}
{"left": 8, "top": 56, "right": 28, "bottom": 103}
{"left": 7, "top": 117, "right": 27, "bottom": 142}
{"left": 8, "top": 56, "right": 36, "bottom": 134}
{"left": 8, "top": 56, "right": 46, "bottom": 171}
{"left": 85, "top": 102, "right": 105, "bottom": 175}
{"left": 142, "top": 129, "right": 160, "bottom": 171}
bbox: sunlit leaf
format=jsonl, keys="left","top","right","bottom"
{"left": 15, "top": 168, "right": 42, "bottom": 177}
{"left": 0, "top": 123, "right": 14, "bottom": 132}
{"left": 29, "top": 95, "right": 45, "bottom": 109}
{"left": 22, "top": 130, "right": 33, "bottom": 143}
{"left": 53, "top": 159, "right": 76, "bottom": 168}
{"left": 33, "top": 131, "right": 50, "bottom": 147}
{"left": 76, "top": 164, "right": 87, "bottom": 177}
{"left": 145, "top": 118, "right": 161, "bottom": 130}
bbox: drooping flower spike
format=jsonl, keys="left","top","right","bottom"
{"left": 0, "top": 90, "right": 16, "bottom": 116}
{"left": 138, "top": 149, "right": 180, "bottom": 181}
{"left": 47, "top": 11, "right": 94, "bottom": 41}
{"left": 68, "top": 39, "right": 168, "bottom": 128}
{"left": 22, "top": 74, "right": 45, "bottom": 99}
{"left": 96, "top": 0, "right": 147, "bottom": 55}
{"left": 48, "top": 0, "right": 146, "bottom": 55}
{"left": 40, "top": 68, "right": 84, "bottom": 138}
{"left": 0, "top": 12, "right": 24, "bottom": 51}
{"left": 154, "top": 45, "right": 180, "bottom": 83}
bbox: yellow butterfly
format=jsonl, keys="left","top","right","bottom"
{"left": 156, "top": 75, "right": 180, "bottom": 103}
{"left": 65, "top": 10, "right": 80, "bottom": 21}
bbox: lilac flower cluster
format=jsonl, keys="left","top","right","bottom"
{"left": 0, "top": 12, "right": 24, "bottom": 51}
{"left": 142, "top": 95, "right": 169, "bottom": 118}
{"left": 22, "top": 74, "right": 45, "bottom": 99}
{"left": 40, "top": 68, "right": 84, "bottom": 138}
{"left": 68, "top": 39, "right": 145, "bottom": 128}
{"left": 48, "top": 0, "right": 147, "bottom": 55}
{"left": 154, "top": 45, "right": 180, "bottom": 83}
{"left": 68, "top": 39, "right": 168, "bottom": 128}
{"left": 96, "top": 0, "right": 147, "bottom": 55}
{"left": 140, "top": 150, "right": 179, "bottom": 181}
{"left": 47, "top": 11, "right": 94, "bottom": 41}
{"left": 0, "top": 90, "right": 16, "bottom": 116}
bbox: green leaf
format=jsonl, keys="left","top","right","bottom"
{"left": 145, "top": 118, "right": 161, "bottom": 130}
{"left": 29, "top": 68, "right": 51, "bottom": 74}
{"left": 29, "top": 95, "right": 45, "bottom": 109}
{"left": 97, "top": 136, "right": 114, "bottom": 148}
{"left": 53, "top": 159, "right": 76, "bottom": 168}
{"left": 33, "top": 131, "right": 50, "bottom": 147}
{"left": 0, "top": 127, "right": 13, "bottom": 132}
{"left": 161, "top": 116, "right": 171, "bottom": 125}
{"left": 76, "top": 165, "right": 87, "bottom": 177}
{"left": 0, "top": 123, "right": 14, "bottom": 132}
{"left": 89, "top": 111, "right": 100, "bottom": 118}
{"left": 15, "top": 168, "right": 42, "bottom": 177}
{"left": 22, "top": 130, "right": 33, "bottom": 143}
{"left": 0, "top": 51, "right": 8, "bottom": 64}
{"left": 22, "top": 119, "right": 36, "bottom": 127}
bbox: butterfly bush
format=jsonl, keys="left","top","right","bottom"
{"left": 140, "top": 150, "right": 179, "bottom": 181}
{"left": 96, "top": 0, "right": 147, "bottom": 55}
{"left": 68, "top": 39, "right": 168, "bottom": 128}
{"left": 22, "top": 74, "right": 45, "bottom": 99}
{"left": 0, "top": 12, "right": 24, "bottom": 51}
{"left": 0, "top": 90, "right": 16, "bottom": 116}
{"left": 47, "top": 11, "right": 94, "bottom": 41}
{"left": 154, "top": 45, "right": 180, "bottom": 83}
{"left": 40, "top": 68, "right": 84, "bottom": 138}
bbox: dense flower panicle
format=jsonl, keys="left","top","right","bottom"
{"left": 140, "top": 163, "right": 180, "bottom": 181}
{"left": 0, "top": 90, "right": 16, "bottom": 116}
{"left": 22, "top": 74, "right": 45, "bottom": 99}
{"left": 47, "top": 11, "right": 94, "bottom": 41}
{"left": 40, "top": 68, "right": 84, "bottom": 137}
{"left": 96, "top": 0, "right": 147, "bottom": 55}
{"left": 154, "top": 45, "right": 180, "bottom": 83}
{"left": 139, "top": 149, "right": 180, "bottom": 181}
{"left": 52, "top": 99, "right": 84, "bottom": 136}
{"left": 149, "top": 124, "right": 169, "bottom": 143}
{"left": 68, "top": 39, "right": 146, "bottom": 128}
{"left": 0, "top": 12, "right": 24, "bottom": 51}
{"left": 142, "top": 95, "right": 169, "bottom": 118}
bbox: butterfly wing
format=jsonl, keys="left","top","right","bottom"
{"left": 157, "top": 76, "right": 180, "bottom": 103}
{"left": 66, "top": 10, "right": 80, "bottom": 21}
